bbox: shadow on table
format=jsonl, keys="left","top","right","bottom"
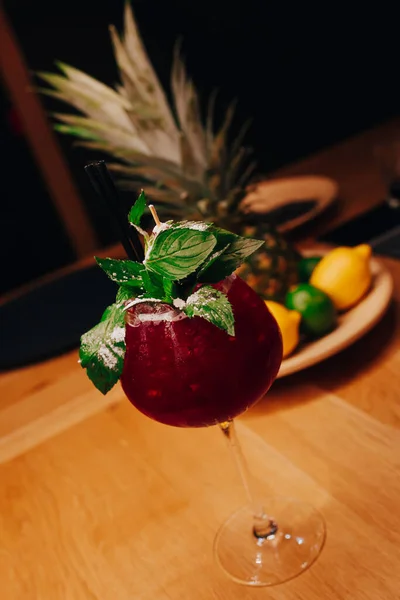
{"left": 246, "top": 300, "right": 397, "bottom": 418}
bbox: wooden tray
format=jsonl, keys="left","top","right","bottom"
{"left": 278, "top": 255, "right": 394, "bottom": 377}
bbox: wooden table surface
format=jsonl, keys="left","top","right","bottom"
{"left": 1, "top": 121, "right": 400, "bottom": 599}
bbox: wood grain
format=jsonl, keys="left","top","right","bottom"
{"left": 275, "top": 118, "right": 400, "bottom": 235}
{"left": 1, "top": 121, "right": 400, "bottom": 599}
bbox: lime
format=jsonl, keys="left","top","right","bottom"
{"left": 297, "top": 256, "right": 321, "bottom": 282}
{"left": 285, "top": 283, "right": 337, "bottom": 338}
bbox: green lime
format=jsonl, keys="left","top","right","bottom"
{"left": 285, "top": 283, "right": 337, "bottom": 337}
{"left": 297, "top": 256, "right": 322, "bottom": 282}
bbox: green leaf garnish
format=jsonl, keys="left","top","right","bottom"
{"left": 141, "top": 269, "right": 165, "bottom": 299}
{"left": 197, "top": 244, "right": 230, "bottom": 279}
{"left": 198, "top": 228, "right": 264, "bottom": 282}
{"left": 184, "top": 286, "right": 235, "bottom": 336}
{"left": 162, "top": 277, "right": 177, "bottom": 302}
{"left": 128, "top": 189, "right": 147, "bottom": 226}
{"left": 116, "top": 286, "right": 135, "bottom": 303}
{"left": 167, "top": 220, "right": 211, "bottom": 232}
{"left": 145, "top": 228, "right": 217, "bottom": 280}
{"left": 95, "top": 257, "right": 144, "bottom": 288}
{"left": 79, "top": 300, "right": 126, "bottom": 394}
{"left": 140, "top": 269, "right": 178, "bottom": 302}
{"left": 100, "top": 305, "right": 113, "bottom": 322}
{"left": 80, "top": 191, "right": 265, "bottom": 394}
{"left": 100, "top": 286, "right": 132, "bottom": 322}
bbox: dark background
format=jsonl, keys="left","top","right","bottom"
{"left": 1, "top": 0, "right": 399, "bottom": 293}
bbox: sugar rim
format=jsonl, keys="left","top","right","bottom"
{"left": 124, "top": 300, "right": 188, "bottom": 325}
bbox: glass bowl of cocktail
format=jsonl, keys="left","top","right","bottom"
{"left": 81, "top": 162, "right": 325, "bottom": 587}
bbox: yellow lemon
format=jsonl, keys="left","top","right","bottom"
{"left": 265, "top": 301, "right": 301, "bottom": 357}
{"left": 310, "top": 244, "right": 372, "bottom": 311}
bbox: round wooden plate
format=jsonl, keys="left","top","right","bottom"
{"left": 241, "top": 175, "right": 338, "bottom": 232}
{"left": 277, "top": 254, "right": 394, "bottom": 378}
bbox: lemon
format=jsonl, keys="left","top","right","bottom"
{"left": 310, "top": 244, "right": 372, "bottom": 311}
{"left": 265, "top": 301, "right": 301, "bottom": 357}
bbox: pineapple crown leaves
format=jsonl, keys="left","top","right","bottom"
{"left": 36, "top": 2, "right": 256, "bottom": 218}
{"left": 79, "top": 191, "right": 264, "bottom": 395}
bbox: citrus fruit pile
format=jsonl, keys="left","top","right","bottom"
{"left": 265, "top": 244, "right": 372, "bottom": 358}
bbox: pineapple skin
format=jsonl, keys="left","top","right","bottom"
{"left": 235, "top": 222, "right": 300, "bottom": 302}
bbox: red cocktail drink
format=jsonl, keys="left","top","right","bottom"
{"left": 121, "top": 275, "right": 282, "bottom": 427}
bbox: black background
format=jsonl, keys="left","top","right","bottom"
{"left": 1, "top": 0, "right": 399, "bottom": 293}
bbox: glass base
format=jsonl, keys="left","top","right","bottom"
{"left": 214, "top": 497, "right": 326, "bottom": 587}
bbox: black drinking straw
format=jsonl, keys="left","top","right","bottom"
{"left": 84, "top": 161, "right": 145, "bottom": 262}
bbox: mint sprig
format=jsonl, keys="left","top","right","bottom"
{"left": 79, "top": 293, "right": 127, "bottom": 394}
{"left": 116, "top": 286, "right": 136, "bottom": 303}
{"left": 145, "top": 228, "right": 217, "bottom": 280}
{"left": 128, "top": 189, "right": 146, "bottom": 226}
{"left": 95, "top": 257, "right": 144, "bottom": 288}
{"left": 128, "top": 190, "right": 149, "bottom": 241}
{"left": 79, "top": 191, "right": 264, "bottom": 394}
{"left": 184, "top": 286, "right": 235, "bottom": 336}
{"left": 198, "top": 229, "right": 264, "bottom": 283}
{"left": 141, "top": 269, "right": 172, "bottom": 300}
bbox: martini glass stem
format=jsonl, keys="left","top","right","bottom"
{"left": 220, "top": 420, "right": 278, "bottom": 539}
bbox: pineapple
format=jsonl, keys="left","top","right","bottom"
{"left": 237, "top": 222, "right": 300, "bottom": 302}
{"left": 37, "top": 2, "right": 298, "bottom": 300}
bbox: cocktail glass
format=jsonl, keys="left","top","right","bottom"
{"left": 121, "top": 274, "right": 325, "bottom": 586}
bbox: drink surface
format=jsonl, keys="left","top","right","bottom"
{"left": 121, "top": 275, "right": 283, "bottom": 427}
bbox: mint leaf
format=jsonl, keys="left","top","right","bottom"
{"left": 197, "top": 244, "right": 230, "bottom": 279}
{"left": 101, "top": 286, "right": 133, "bottom": 322}
{"left": 184, "top": 285, "right": 235, "bottom": 336}
{"left": 95, "top": 257, "right": 145, "bottom": 289}
{"left": 145, "top": 228, "right": 217, "bottom": 280}
{"left": 128, "top": 190, "right": 147, "bottom": 226}
{"left": 209, "top": 227, "right": 237, "bottom": 247}
{"left": 209, "top": 226, "right": 263, "bottom": 256}
{"left": 168, "top": 220, "right": 212, "bottom": 232}
{"left": 79, "top": 302, "right": 126, "bottom": 394}
{"left": 141, "top": 269, "right": 177, "bottom": 302}
{"left": 116, "top": 286, "right": 135, "bottom": 303}
{"left": 162, "top": 277, "right": 177, "bottom": 302}
{"left": 198, "top": 228, "right": 264, "bottom": 283}
{"left": 100, "top": 306, "right": 113, "bottom": 322}
{"left": 142, "top": 269, "right": 165, "bottom": 299}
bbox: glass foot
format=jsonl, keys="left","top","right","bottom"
{"left": 214, "top": 497, "right": 326, "bottom": 587}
